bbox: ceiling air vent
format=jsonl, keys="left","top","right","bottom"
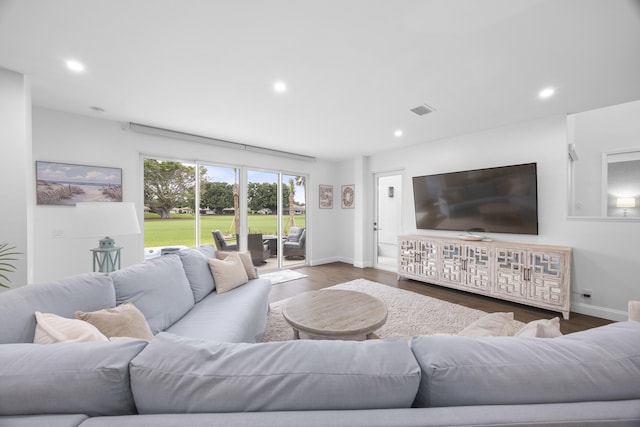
{"left": 410, "top": 103, "right": 436, "bottom": 116}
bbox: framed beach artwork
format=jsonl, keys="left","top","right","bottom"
{"left": 341, "top": 184, "right": 355, "bottom": 209}
{"left": 36, "top": 161, "right": 123, "bottom": 206}
{"left": 319, "top": 184, "right": 333, "bottom": 209}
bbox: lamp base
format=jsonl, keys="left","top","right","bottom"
{"left": 99, "top": 236, "right": 115, "bottom": 248}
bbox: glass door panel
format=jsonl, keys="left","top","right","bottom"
{"left": 199, "top": 164, "right": 240, "bottom": 251}
{"left": 143, "top": 158, "right": 196, "bottom": 259}
{"left": 247, "top": 170, "right": 279, "bottom": 270}
{"left": 282, "top": 174, "right": 306, "bottom": 268}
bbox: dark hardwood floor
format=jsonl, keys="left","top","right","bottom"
{"left": 268, "top": 262, "right": 613, "bottom": 335}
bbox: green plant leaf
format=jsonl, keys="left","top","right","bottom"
{"left": 0, "top": 243, "right": 21, "bottom": 288}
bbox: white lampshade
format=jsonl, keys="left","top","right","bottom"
{"left": 74, "top": 202, "right": 141, "bottom": 239}
{"left": 616, "top": 197, "right": 636, "bottom": 208}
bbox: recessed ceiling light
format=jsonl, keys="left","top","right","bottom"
{"left": 394, "top": 130, "right": 403, "bottom": 137}
{"left": 538, "top": 87, "right": 555, "bottom": 99}
{"left": 274, "top": 81, "right": 287, "bottom": 93}
{"left": 65, "top": 59, "right": 86, "bottom": 73}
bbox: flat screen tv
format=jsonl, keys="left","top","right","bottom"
{"left": 412, "top": 163, "right": 538, "bottom": 235}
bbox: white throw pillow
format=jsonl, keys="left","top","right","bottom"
{"left": 34, "top": 311, "right": 109, "bottom": 344}
{"left": 457, "top": 312, "right": 516, "bottom": 337}
{"left": 515, "top": 317, "right": 563, "bottom": 338}
{"left": 208, "top": 252, "right": 249, "bottom": 293}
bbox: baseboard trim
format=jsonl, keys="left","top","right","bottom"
{"left": 571, "top": 301, "right": 628, "bottom": 321}
{"left": 309, "top": 256, "right": 347, "bottom": 266}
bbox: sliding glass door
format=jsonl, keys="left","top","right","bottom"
{"left": 143, "top": 156, "right": 306, "bottom": 270}
{"left": 246, "top": 170, "right": 307, "bottom": 272}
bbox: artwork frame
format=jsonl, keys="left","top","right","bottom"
{"left": 36, "top": 161, "right": 123, "bottom": 206}
{"left": 341, "top": 184, "right": 355, "bottom": 209}
{"left": 319, "top": 184, "right": 333, "bottom": 209}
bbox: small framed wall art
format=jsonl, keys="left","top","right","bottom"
{"left": 36, "top": 161, "right": 123, "bottom": 206}
{"left": 319, "top": 184, "right": 333, "bottom": 209}
{"left": 341, "top": 184, "right": 355, "bottom": 209}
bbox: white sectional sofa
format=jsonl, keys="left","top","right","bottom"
{"left": 1, "top": 245, "right": 639, "bottom": 427}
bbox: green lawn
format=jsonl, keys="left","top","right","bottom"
{"left": 143, "top": 214, "right": 305, "bottom": 247}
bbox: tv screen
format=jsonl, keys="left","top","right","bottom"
{"left": 412, "top": 163, "right": 538, "bottom": 235}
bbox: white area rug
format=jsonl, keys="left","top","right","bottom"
{"left": 261, "top": 269, "right": 308, "bottom": 285}
{"left": 263, "top": 278, "right": 523, "bottom": 342}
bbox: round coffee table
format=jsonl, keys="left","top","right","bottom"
{"left": 282, "top": 289, "right": 388, "bottom": 340}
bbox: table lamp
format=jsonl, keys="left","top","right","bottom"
{"left": 616, "top": 197, "right": 636, "bottom": 217}
{"left": 75, "top": 202, "right": 141, "bottom": 272}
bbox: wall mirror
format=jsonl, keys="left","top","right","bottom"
{"left": 568, "top": 99, "right": 640, "bottom": 220}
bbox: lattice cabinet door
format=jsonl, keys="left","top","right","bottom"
{"left": 417, "top": 240, "right": 438, "bottom": 279}
{"left": 440, "top": 242, "right": 463, "bottom": 285}
{"left": 527, "top": 250, "right": 567, "bottom": 308}
{"left": 398, "top": 238, "right": 417, "bottom": 276}
{"left": 462, "top": 245, "right": 491, "bottom": 291}
{"left": 493, "top": 246, "right": 528, "bottom": 302}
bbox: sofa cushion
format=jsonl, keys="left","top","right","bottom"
{"left": 177, "top": 247, "right": 216, "bottom": 301}
{"left": 75, "top": 301, "right": 154, "bottom": 341}
{"left": 165, "top": 277, "right": 272, "bottom": 343}
{"left": 0, "top": 414, "right": 90, "bottom": 427}
{"left": 195, "top": 244, "right": 215, "bottom": 258}
{"left": 130, "top": 333, "right": 421, "bottom": 413}
{"left": 34, "top": 311, "right": 108, "bottom": 344}
{"left": 0, "top": 340, "right": 148, "bottom": 416}
{"left": 0, "top": 273, "right": 115, "bottom": 344}
{"left": 207, "top": 253, "right": 248, "bottom": 293}
{"left": 111, "top": 255, "right": 194, "bottom": 334}
{"left": 411, "top": 321, "right": 640, "bottom": 408}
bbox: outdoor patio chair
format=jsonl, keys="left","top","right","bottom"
{"left": 248, "top": 233, "right": 271, "bottom": 265}
{"left": 212, "top": 230, "right": 237, "bottom": 251}
{"left": 283, "top": 227, "right": 306, "bottom": 259}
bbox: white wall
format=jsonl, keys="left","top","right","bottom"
{"left": 570, "top": 100, "right": 640, "bottom": 216}
{"left": 367, "top": 115, "right": 638, "bottom": 320}
{"left": 31, "top": 107, "right": 342, "bottom": 282}
{"left": 9, "top": 95, "right": 639, "bottom": 319}
{"left": 0, "top": 68, "right": 31, "bottom": 289}
{"left": 377, "top": 174, "right": 402, "bottom": 246}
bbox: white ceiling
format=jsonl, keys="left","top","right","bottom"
{"left": 1, "top": 0, "right": 639, "bottom": 161}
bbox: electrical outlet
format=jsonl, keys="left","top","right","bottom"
{"left": 582, "top": 289, "right": 592, "bottom": 298}
{"left": 52, "top": 229, "right": 64, "bottom": 239}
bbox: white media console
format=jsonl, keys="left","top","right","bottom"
{"left": 398, "top": 235, "right": 572, "bottom": 319}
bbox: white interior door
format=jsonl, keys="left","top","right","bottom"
{"left": 374, "top": 172, "right": 402, "bottom": 271}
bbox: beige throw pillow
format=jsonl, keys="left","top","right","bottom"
{"left": 75, "top": 301, "right": 154, "bottom": 341}
{"left": 34, "top": 311, "right": 109, "bottom": 344}
{"left": 216, "top": 250, "right": 258, "bottom": 279}
{"left": 515, "top": 317, "right": 563, "bottom": 338}
{"left": 208, "top": 252, "right": 249, "bottom": 293}
{"left": 458, "top": 312, "right": 516, "bottom": 337}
